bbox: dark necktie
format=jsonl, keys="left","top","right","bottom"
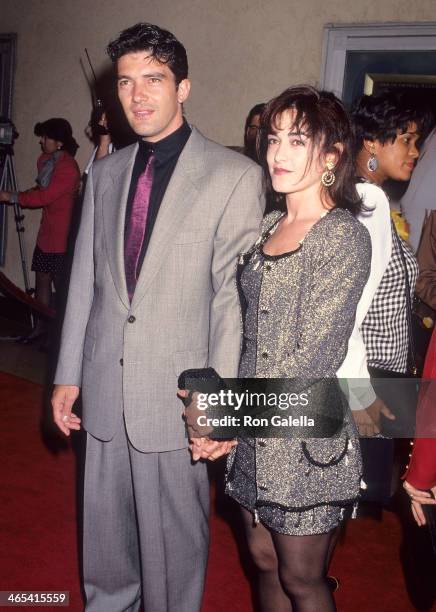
{"left": 125, "top": 153, "right": 155, "bottom": 301}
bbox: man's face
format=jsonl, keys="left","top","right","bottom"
{"left": 117, "top": 51, "right": 190, "bottom": 142}
{"left": 245, "top": 113, "right": 261, "bottom": 150}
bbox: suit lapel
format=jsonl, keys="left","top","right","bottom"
{"left": 131, "top": 128, "right": 205, "bottom": 308}
{"left": 102, "top": 143, "right": 138, "bottom": 309}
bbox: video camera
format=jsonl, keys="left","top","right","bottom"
{"left": 0, "top": 118, "right": 19, "bottom": 148}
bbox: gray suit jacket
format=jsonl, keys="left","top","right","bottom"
{"left": 54, "top": 127, "right": 264, "bottom": 452}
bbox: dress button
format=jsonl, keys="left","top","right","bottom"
{"left": 128, "top": 315, "right": 136, "bottom": 323}
{"left": 119, "top": 358, "right": 123, "bottom": 366}
{"left": 262, "top": 352, "right": 268, "bottom": 359}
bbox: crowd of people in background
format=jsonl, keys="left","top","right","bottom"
{"left": 1, "top": 21, "right": 436, "bottom": 611}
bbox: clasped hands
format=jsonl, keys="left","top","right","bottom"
{"left": 177, "top": 389, "right": 237, "bottom": 461}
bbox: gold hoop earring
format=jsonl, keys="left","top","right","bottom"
{"left": 321, "top": 161, "right": 335, "bottom": 187}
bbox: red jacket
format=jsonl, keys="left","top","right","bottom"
{"left": 403, "top": 328, "right": 436, "bottom": 489}
{"left": 19, "top": 151, "right": 80, "bottom": 253}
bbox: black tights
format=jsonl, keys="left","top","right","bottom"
{"left": 32, "top": 271, "right": 61, "bottom": 336}
{"left": 240, "top": 507, "right": 336, "bottom": 612}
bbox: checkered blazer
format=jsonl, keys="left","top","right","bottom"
{"left": 361, "top": 223, "right": 418, "bottom": 373}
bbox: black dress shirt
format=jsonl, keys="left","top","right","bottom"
{"left": 125, "top": 120, "right": 191, "bottom": 275}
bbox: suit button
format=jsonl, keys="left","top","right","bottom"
{"left": 260, "top": 308, "right": 269, "bottom": 315}
{"left": 265, "top": 264, "right": 272, "bottom": 271}
{"left": 262, "top": 352, "right": 268, "bottom": 359}
{"left": 128, "top": 315, "right": 136, "bottom": 323}
{"left": 119, "top": 358, "right": 123, "bottom": 366}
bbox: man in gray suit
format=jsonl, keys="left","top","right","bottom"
{"left": 51, "top": 22, "right": 263, "bottom": 612}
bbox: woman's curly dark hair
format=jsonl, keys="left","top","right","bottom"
{"left": 34, "top": 118, "right": 79, "bottom": 157}
{"left": 258, "top": 85, "right": 363, "bottom": 216}
{"left": 107, "top": 22, "right": 188, "bottom": 85}
{"left": 351, "top": 91, "right": 431, "bottom": 156}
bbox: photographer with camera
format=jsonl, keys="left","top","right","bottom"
{"left": 83, "top": 106, "right": 114, "bottom": 177}
{"left": 0, "top": 118, "right": 80, "bottom": 345}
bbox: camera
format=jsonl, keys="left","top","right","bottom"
{"left": 0, "top": 119, "right": 19, "bottom": 147}
{"left": 89, "top": 101, "right": 109, "bottom": 136}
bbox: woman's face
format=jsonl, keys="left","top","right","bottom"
{"left": 372, "top": 122, "right": 420, "bottom": 182}
{"left": 245, "top": 113, "right": 261, "bottom": 150}
{"left": 266, "top": 110, "right": 325, "bottom": 195}
{"left": 39, "top": 135, "right": 62, "bottom": 155}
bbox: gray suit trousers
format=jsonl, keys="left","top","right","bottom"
{"left": 83, "top": 422, "right": 209, "bottom": 612}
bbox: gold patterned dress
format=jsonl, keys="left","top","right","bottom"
{"left": 226, "top": 209, "right": 372, "bottom": 535}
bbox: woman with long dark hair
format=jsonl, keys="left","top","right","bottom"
{"left": 223, "top": 86, "right": 371, "bottom": 611}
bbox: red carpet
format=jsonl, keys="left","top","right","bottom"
{"left": 1, "top": 371, "right": 435, "bottom": 611}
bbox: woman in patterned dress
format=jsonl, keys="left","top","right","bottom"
{"left": 224, "top": 86, "right": 371, "bottom": 612}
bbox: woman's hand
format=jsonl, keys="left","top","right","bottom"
{"left": 189, "top": 437, "right": 237, "bottom": 461}
{"left": 353, "top": 407, "right": 379, "bottom": 437}
{"left": 403, "top": 480, "right": 436, "bottom": 526}
{"left": 0, "top": 191, "right": 13, "bottom": 203}
{"left": 352, "top": 397, "right": 395, "bottom": 437}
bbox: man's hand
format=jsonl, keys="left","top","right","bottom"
{"left": 178, "top": 389, "right": 214, "bottom": 437}
{"left": 353, "top": 397, "right": 395, "bottom": 437}
{"left": 403, "top": 480, "right": 436, "bottom": 526}
{"left": 52, "top": 384, "right": 81, "bottom": 436}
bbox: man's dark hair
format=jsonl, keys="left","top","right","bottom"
{"left": 258, "top": 85, "right": 362, "bottom": 215}
{"left": 107, "top": 22, "right": 188, "bottom": 85}
{"left": 351, "top": 91, "right": 432, "bottom": 156}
